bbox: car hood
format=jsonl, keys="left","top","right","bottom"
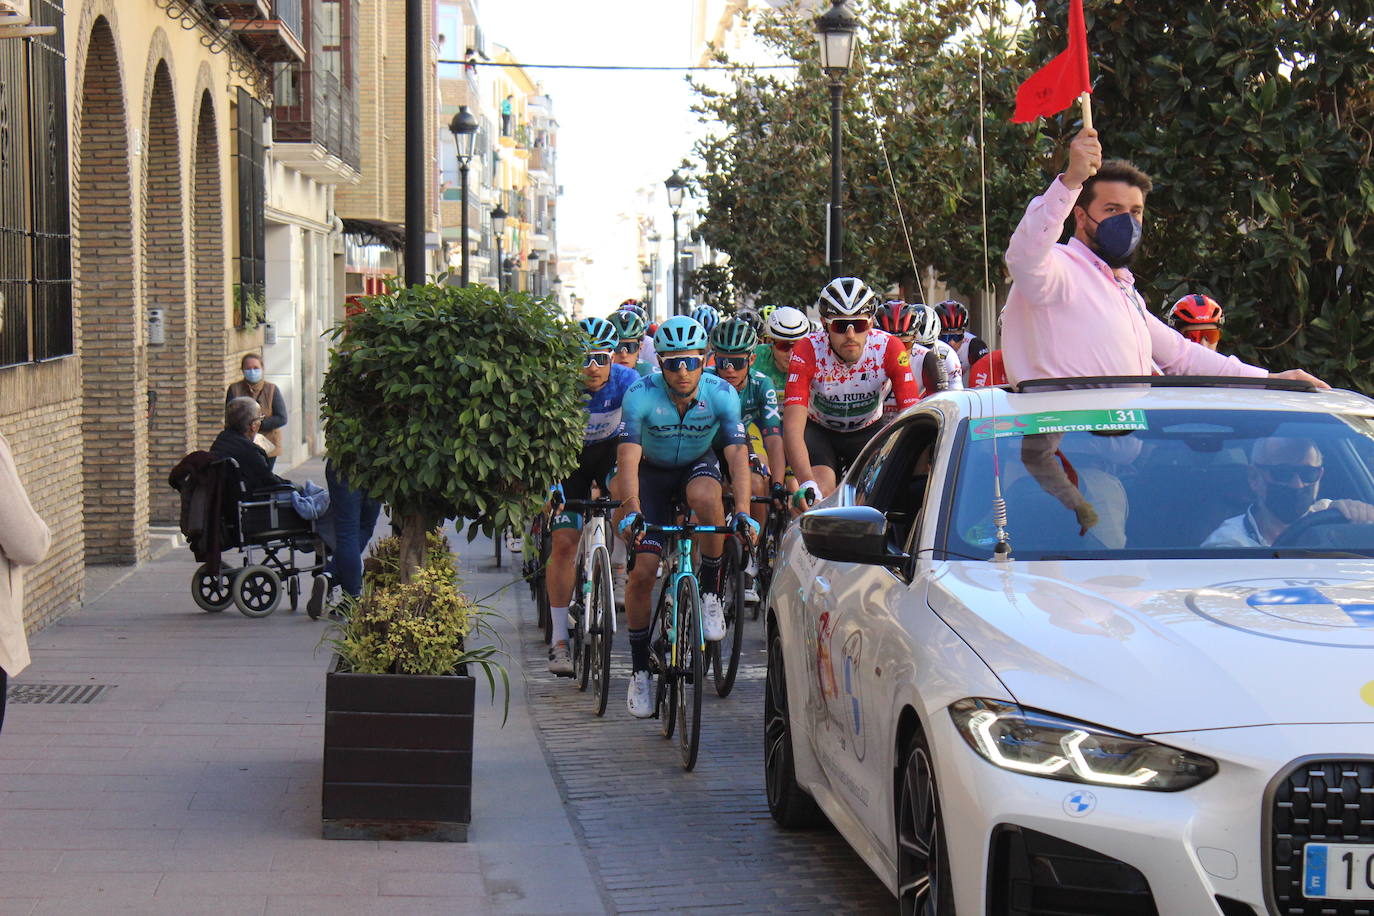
{"left": 928, "top": 559, "right": 1374, "bottom": 734}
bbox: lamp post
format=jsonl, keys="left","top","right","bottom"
{"left": 491, "top": 204, "right": 507, "bottom": 292}
{"left": 815, "top": 0, "right": 858, "bottom": 280}
{"left": 447, "top": 106, "right": 479, "bottom": 286}
{"left": 665, "top": 170, "right": 687, "bottom": 315}
{"left": 640, "top": 262, "right": 653, "bottom": 305}
{"left": 646, "top": 230, "right": 661, "bottom": 322}
{"left": 528, "top": 250, "right": 541, "bottom": 296}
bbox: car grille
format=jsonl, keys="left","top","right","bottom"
{"left": 1271, "top": 758, "right": 1374, "bottom": 915}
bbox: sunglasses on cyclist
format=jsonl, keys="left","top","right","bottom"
{"left": 715, "top": 355, "right": 751, "bottom": 371}
{"left": 1182, "top": 327, "right": 1221, "bottom": 345}
{"left": 583, "top": 352, "right": 612, "bottom": 368}
{"left": 614, "top": 341, "right": 639, "bottom": 354}
{"left": 660, "top": 355, "right": 703, "bottom": 373}
{"left": 827, "top": 318, "right": 871, "bottom": 335}
{"left": 1257, "top": 463, "right": 1323, "bottom": 485}
{"left": 938, "top": 331, "right": 962, "bottom": 343}
{"left": 771, "top": 339, "right": 795, "bottom": 351}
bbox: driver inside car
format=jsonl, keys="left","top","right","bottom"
{"left": 1203, "top": 437, "right": 1374, "bottom": 548}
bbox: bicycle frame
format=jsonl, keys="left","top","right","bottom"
{"left": 643, "top": 522, "right": 734, "bottom": 664}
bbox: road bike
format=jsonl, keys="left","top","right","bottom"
{"left": 561, "top": 498, "right": 620, "bottom": 716}
{"left": 523, "top": 510, "right": 554, "bottom": 644}
{"left": 750, "top": 492, "right": 788, "bottom": 622}
{"left": 633, "top": 518, "right": 735, "bottom": 771}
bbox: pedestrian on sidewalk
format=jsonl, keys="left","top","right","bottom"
{"left": 999, "top": 127, "right": 1325, "bottom": 389}
{"left": 226, "top": 353, "right": 288, "bottom": 470}
{"left": 0, "top": 428, "right": 51, "bottom": 736}
{"left": 309, "top": 458, "right": 382, "bottom": 619}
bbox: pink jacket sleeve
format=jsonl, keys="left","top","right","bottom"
{"left": 1003, "top": 176, "right": 1080, "bottom": 308}
{"left": 0, "top": 433, "right": 51, "bottom": 568}
{"left": 1145, "top": 312, "right": 1268, "bottom": 378}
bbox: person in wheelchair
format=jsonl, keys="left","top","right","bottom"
{"left": 212, "top": 397, "right": 291, "bottom": 494}
{"left": 1204, "top": 437, "right": 1374, "bottom": 548}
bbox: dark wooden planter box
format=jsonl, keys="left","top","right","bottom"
{"left": 322, "top": 655, "right": 474, "bottom": 842}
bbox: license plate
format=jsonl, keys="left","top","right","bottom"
{"left": 1304, "top": 843, "right": 1374, "bottom": 899}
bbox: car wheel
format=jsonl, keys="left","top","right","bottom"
{"left": 764, "top": 623, "right": 824, "bottom": 828}
{"left": 897, "top": 729, "right": 955, "bottom": 916}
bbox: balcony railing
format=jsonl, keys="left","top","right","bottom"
{"left": 276, "top": 67, "right": 360, "bottom": 170}
{"left": 224, "top": 0, "right": 305, "bottom": 63}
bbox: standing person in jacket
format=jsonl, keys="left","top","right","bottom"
{"left": 0, "top": 429, "right": 51, "bottom": 736}
{"left": 226, "top": 354, "right": 288, "bottom": 470}
{"left": 999, "top": 127, "right": 1325, "bottom": 389}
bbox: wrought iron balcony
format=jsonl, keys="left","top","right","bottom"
{"left": 275, "top": 67, "right": 360, "bottom": 177}
{"left": 222, "top": 0, "right": 305, "bottom": 63}
{"left": 205, "top": 1, "right": 270, "bottom": 18}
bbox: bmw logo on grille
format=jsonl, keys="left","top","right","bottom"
{"left": 1187, "top": 577, "right": 1374, "bottom": 648}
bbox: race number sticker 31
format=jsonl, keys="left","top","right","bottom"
{"left": 971, "top": 409, "right": 1148, "bottom": 440}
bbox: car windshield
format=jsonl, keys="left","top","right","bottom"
{"left": 945, "top": 408, "right": 1374, "bottom": 560}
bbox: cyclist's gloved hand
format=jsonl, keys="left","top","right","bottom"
{"left": 733, "top": 512, "right": 761, "bottom": 538}
{"left": 617, "top": 511, "right": 644, "bottom": 544}
{"left": 793, "top": 480, "right": 820, "bottom": 510}
{"left": 770, "top": 482, "right": 789, "bottom": 505}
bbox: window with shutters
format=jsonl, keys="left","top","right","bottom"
{"left": 233, "top": 87, "right": 266, "bottom": 328}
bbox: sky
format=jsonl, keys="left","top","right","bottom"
{"left": 479, "top": 0, "right": 703, "bottom": 316}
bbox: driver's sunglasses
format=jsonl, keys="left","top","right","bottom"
{"left": 827, "top": 318, "right": 871, "bottom": 335}
{"left": 1257, "top": 463, "right": 1323, "bottom": 485}
{"left": 1182, "top": 327, "right": 1221, "bottom": 345}
{"left": 715, "top": 355, "right": 751, "bottom": 371}
{"left": 583, "top": 351, "right": 612, "bottom": 368}
{"left": 660, "top": 355, "right": 703, "bottom": 373}
{"left": 614, "top": 341, "right": 639, "bottom": 354}
{"left": 770, "top": 339, "right": 795, "bottom": 351}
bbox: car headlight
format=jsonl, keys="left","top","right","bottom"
{"left": 949, "top": 699, "right": 1217, "bottom": 791}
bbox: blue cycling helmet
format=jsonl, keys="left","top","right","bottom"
{"left": 654, "top": 316, "right": 708, "bottom": 354}
{"left": 690, "top": 305, "right": 721, "bottom": 333}
{"left": 578, "top": 316, "right": 619, "bottom": 351}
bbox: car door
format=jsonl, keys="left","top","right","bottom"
{"left": 807, "top": 413, "right": 943, "bottom": 853}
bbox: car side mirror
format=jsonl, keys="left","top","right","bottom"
{"left": 799, "top": 505, "right": 909, "bottom": 568}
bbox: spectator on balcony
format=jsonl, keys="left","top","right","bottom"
{"left": 464, "top": 48, "right": 477, "bottom": 76}
{"left": 501, "top": 95, "right": 513, "bottom": 136}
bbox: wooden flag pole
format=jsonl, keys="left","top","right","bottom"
{"left": 1080, "top": 92, "right": 1094, "bottom": 130}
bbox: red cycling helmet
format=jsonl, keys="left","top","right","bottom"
{"left": 935, "top": 300, "right": 969, "bottom": 332}
{"left": 875, "top": 300, "right": 916, "bottom": 335}
{"left": 1169, "top": 294, "right": 1224, "bottom": 327}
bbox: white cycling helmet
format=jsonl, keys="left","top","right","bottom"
{"left": 765, "top": 306, "right": 810, "bottom": 342}
{"left": 815, "top": 277, "right": 876, "bottom": 319}
{"left": 911, "top": 303, "right": 941, "bottom": 347}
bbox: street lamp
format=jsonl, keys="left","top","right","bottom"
{"left": 447, "top": 106, "right": 479, "bottom": 286}
{"left": 528, "top": 250, "right": 541, "bottom": 296}
{"left": 640, "top": 262, "right": 653, "bottom": 304}
{"left": 665, "top": 170, "right": 687, "bottom": 315}
{"left": 491, "top": 204, "right": 508, "bottom": 292}
{"left": 815, "top": 0, "right": 858, "bottom": 279}
{"left": 646, "top": 230, "right": 661, "bottom": 322}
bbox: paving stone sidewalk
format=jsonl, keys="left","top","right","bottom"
{"left": 0, "top": 458, "right": 606, "bottom": 916}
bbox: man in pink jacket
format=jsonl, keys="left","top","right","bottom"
{"left": 1001, "top": 127, "right": 1324, "bottom": 389}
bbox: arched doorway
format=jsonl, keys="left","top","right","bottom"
{"left": 76, "top": 16, "right": 144, "bottom": 563}
{"left": 192, "top": 89, "right": 226, "bottom": 448}
{"left": 144, "top": 60, "right": 187, "bottom": 524}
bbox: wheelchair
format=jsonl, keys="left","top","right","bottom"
{"left": 190, "top": 459, "right": 328, "bottom": 618}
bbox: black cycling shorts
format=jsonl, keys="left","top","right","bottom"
{"left": 552, "top": 438, "right": 620, "bottom": 532}
{"left": 635, "top": 452, "right": 722, "bottom": 555}
{"left": 803, "top": 419, "right": 880, "bottom": 477}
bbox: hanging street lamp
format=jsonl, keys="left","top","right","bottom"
{"left": 815, "top": 0, "right": 858, "bottom": 279}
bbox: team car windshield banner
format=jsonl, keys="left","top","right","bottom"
{"left": 970, "top": 409, "right": 1149, "bottom": 440}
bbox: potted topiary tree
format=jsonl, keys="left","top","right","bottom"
{"left": 318, "top": 282, "right": 583, "bottom": 841}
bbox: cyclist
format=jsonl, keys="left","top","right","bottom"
{"left": 735, "top": 307, "right": 764, "bottom": 335}
{"left": 1168, "top": 294, "right": 1224, "bottom": 351}
{"left": 691, "top": 305, "right": 721, "bottom": 334}
{"left": 935, "top": 299, "right": 989, "bottom": 384}
{"left": 614, "top": 316, "right": 757, "bottom": 718}
{"left": 708, "top": 317, "right": 787, "bottom": 545}
{"left": 910, "top": 303, "right": 964, "bottom": 396}
{"left": 785, "top": 278, "right": 919, "bottom": 507}
{"left": 755, "top": 306, "right": 809, "bottom": 401}
{"left": 968, "top": 349, "right": 1008, "bottom": 387}
{"left": 610, "top": 309, "right": 655, "bottom": 378}
{"left": 546, "top": 317, "right": 640, "bottom": 675}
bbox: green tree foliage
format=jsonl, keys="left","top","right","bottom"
{"left": 322, "top": 283, "right": 584, "bottom": 577}
{"left": 691, "top": 0, "right": 1044, "bottom": 306}
{"left": 1030, "top": 0, "right": 1374, "bottom": 388}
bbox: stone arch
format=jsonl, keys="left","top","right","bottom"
{"left": 143, "top": 58, "right": 187, "bottom": 524}
{"left": 76, "top": 15, "right": 145, "bottom": 563}
{"left": 191, "top": 87, "right": 226, "bottom": 447}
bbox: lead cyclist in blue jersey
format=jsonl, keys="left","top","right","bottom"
{"left": 613, "top": 316, "right": 758, "bottom": 718}
{"left": 545, "top": 317, "right": 640, "bottom": 676}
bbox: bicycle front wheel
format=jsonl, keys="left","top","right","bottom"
{"left": 589, "top": 545, "right": 614, "bottom": 716}
{"left": 536, "top": 526, "right": 553, "bottom": 644}
{"left": 676, "top": 575, "right": 703, "bottom": 771}
{"left": 712, "top": 537, "right": 745, "bottom": 698}
{"left": 655, "top": 581, "right": 675, "bottom": 739}
{"left": 571, "top": 560, "right": 588, "bottom": 691}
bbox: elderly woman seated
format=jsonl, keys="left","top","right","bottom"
{"left": 211, "top": 396, "right": 292, "bottom": 493}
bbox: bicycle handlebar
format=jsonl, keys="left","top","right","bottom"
{"left": 563, "top": 498, "right": 622, "bottom": 513}
{"left": 639, "top": 523, "right": 735, "bottom": 535}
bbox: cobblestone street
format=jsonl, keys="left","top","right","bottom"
{"left": 516, "top": 584, "right": 895, "bottom": 914}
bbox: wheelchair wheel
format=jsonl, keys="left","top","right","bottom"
{"left": 191, "top": 563, "right": 237, "bottom": 613}
{"left": 287, "top": 574, "right": 300, "bottom": 613}
{"left": 233, "top": 565, "right": 282, "bottom": 618}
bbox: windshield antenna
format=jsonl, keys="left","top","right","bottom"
{"left": 991, "top": 439, "right": 1012, "bottom": 561}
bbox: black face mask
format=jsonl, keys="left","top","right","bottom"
{"left": 1082, "top": 212, "right": 1143, "bottom": 269}
{"left": 1263, "top": 482, "right": 1317, "bottom": 523}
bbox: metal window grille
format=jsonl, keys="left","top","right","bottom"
{"left": 234, "top": 86, "right": 266, "bottom": 328}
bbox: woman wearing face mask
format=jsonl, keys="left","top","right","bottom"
{"left": 999, "top": 127, "right": 1325, "bottom": 390}
{"left": 225, "top": 354, "right": 288, "bottom": 470}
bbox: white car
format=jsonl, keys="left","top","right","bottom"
{"left": 765, "top": 377, "right": 1374, "bottom": 915}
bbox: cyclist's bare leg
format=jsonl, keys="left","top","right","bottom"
{"left": 546, "top": 528, "right": 579, "bottom": 609}
{"left": 750, "top": 471, "right": 770, "bottom": 528}
{"left": 685, "top": 475, "right": 726, "bottom": 558}
{"left": 813, "top": 465, "right": 838, "bottom": 497}
{"left": 625, "top": 551, "right": 659, "bottom": 632}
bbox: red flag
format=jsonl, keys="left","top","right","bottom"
{"left": 1012, "top": 0, "right": 1091, "bottom": 123}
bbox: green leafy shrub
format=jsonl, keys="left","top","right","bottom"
{"left": 363, "top": 530, "right": 454, "bottom": 592}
